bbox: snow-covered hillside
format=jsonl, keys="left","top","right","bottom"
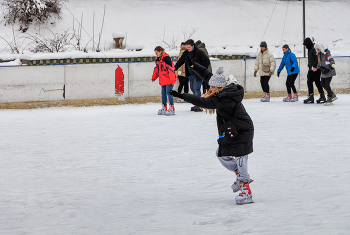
{"left": 1, "top": 0, "right": 350, "bottom": 60}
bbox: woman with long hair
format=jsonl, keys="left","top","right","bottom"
{"left": 277, "top": 44, "right": 300, "bottom": 102}
{"left": 170, "top": 64, "right": 255, "bottom": 205}
{"left": 152, "top": 46, "right": 177, "bottom": 115}
{"left": 315, "top": 44, "right": 337, "bottom": 105}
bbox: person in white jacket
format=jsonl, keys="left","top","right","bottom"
{"left": 254, "top": 41, "right": 276, "bottom": 102}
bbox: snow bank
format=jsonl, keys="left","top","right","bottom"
{"left": 0, "top": 58, "right": 22, "bottom": 66}
{"left": 0, "top": 0, "right": 350, "bottom": 60}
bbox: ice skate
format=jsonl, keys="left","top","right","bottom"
{"left": 291, "top": 93, "right": 298, "bottom": 102}
{"left": 261, "top": 93, "right": 270, "bottom": 102}
{"left": 231, "top": 170, "right": 254, "bottom": 193}
{"left": 331, "top": 93, "right": 337, "bottom": 102}
{"left": 235, "top": 181, "right": 253, "bottom": 205}
{"left": 303, "top": 93, "right": 314, "bottom": 104}
{"left": 324, "top": 96, "right": 334, "bottom": 106}
{"left": 165, "top": 105, "right": 175, "bottom": 116}
{"left": 316, "top": 93, "right": 326, "bottom": 104}
{"left": 158, "top": 104, "right": 167, "bottom": 115}
{"left": 283, "top": 94, "right": 292, "bottom": 102}
{"left": 176, "top": 97, "right": 185, "bottom": 103}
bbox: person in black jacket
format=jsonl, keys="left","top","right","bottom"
{"left": 174, "top": 39, "right": 210, "bottom": 112}
{"left": 170, "top": 64, "right": 254, "bottom": 205}
{"left": 303, "top": 37, "right": 325, "bottom": 104}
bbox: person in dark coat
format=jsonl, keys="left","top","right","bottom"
{"left": 174, "top": 39, "right": 210, "bottom": 112}
{"left": 170, "top": 64, "right": 254, "bottom": 205}
{"left": 303, "top": 37, "right": 325, "bottom": 104}
{"left": 196, "top": 40, "right": 212, "bottom": 94}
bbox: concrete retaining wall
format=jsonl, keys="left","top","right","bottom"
{"left": 1, "top": 57, "right": 349, "bottom": 106}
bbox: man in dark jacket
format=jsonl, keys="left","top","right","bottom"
{"left": 196, "top": 40, "right": 212, "bottom": 94}
{"left": 303, "top": 37, "right": 324, "bottom": 104}
{"left": 170, "top": 64, "right": 254, "bottom": 205}
{"left": 174, "top": 39, "right": 210, "bottom": 111}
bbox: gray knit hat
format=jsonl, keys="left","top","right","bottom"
{"left": 209, "top": 67, "right": 226, "bottom": 87}
{"left": 260, "top": 41, "right": 267, "bottom": 48}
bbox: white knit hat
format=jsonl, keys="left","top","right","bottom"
{"left": 209, "top": 67, "right": 226, "bottom": 87}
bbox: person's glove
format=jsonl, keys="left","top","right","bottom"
{"left": 269, "top": 71, "right": 273, "bottom": 76}
{"left": 169, "top": 90, "right": 183, "bottom": 99}
{"left": 332, "top": 64, "right": 336, "bottom": 68}
{"left": 254, "top": 71, "right": 257, "bottom": 77}
{"left": 290, "top": 67, "right": 295, "bottom": 72}
{"left": 277, "top": 72, "right": 280, "bottom": 77}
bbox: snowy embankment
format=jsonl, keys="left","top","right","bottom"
{"left": 0, "top": 0, "right": 350, "bottom": 63}
{"left": 1, "top": 95, "right": 349, "bottom": 234}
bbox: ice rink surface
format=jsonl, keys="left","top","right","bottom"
{"left": 1, "top": 95, "right": 350, "bottom": 235}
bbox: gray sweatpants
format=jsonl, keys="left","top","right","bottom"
{"left": 216, "top": 149, "right": 250, "bottom": 183}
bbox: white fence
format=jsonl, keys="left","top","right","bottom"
{"left": 1, "top": 57, "right": 349, "bottom": 104}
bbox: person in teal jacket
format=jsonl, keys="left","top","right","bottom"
{"left": 277, "top": 44, "right": 300, "bottom": 102}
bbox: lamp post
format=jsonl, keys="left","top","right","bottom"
{"left": 303, "top": 0, "right": 306, "bottom": 57}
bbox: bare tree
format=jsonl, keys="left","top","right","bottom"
{"left": 157, "top": 25, "right": 199, "bottom": 50}
{"left": 96, "top": 4, "right": 106, "bottom": 52}
{"left": 1, "top": 0, "right": 66, "bottom": 32}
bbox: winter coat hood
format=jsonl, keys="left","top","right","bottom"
{"left": 197, "top": 42, "right": 206, "bottom": 49}
{"left": 315, "top": 43, "right": 325, "bottom": 53}
{"left": 217, "top": 83, "right": 244, "bottom": 103}
{"left": 303, "top": 38, "right": 314, "bottom": 50}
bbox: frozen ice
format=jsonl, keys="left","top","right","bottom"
{"left": 1, "top": 95, "right": 350, "bottom": 234}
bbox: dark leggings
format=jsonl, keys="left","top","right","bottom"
{"left": 177, "top": 75, "right": 189, "bottom": 94}
{"left": 286, "top": 73, "right": 298, "bottom": 94}
{"left": 307, "top": 70, "right": 323, "bottom": 95}
{"left": 260, "top": 76, "right": 270, "bottom": 93}
{"left": 321, "top": 77, "right": 333, "bottom": 96}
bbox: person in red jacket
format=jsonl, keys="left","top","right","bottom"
{"left": 152, "top": 46, "right": 177, "bottom": 115}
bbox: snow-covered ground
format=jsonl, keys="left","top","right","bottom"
{"left": 1, "top": 95, "right": 350, "bottom": 235}
{"left": 1, "top": 0, "right": 350, "bottom": 61}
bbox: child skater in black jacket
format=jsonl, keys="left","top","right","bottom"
{"left": 170, "top": 64, "right": 254, "bottom": 204}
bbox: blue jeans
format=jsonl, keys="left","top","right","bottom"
{"left": 189, "top": 74, "right": 202, "bottom": 97}
{"left": 161, "top": 84, "right": 174, "bottom": 106}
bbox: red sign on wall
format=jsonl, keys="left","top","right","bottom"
{"left": 115, "top": 65, "right": 124, "bottom": 95}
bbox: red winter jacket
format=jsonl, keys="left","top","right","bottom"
{"left": 152, "top": 53, "right": 177, "bottom": 86}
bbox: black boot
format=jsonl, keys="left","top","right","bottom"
{"left": 192, "top": 106, "right": 203, "bottom": 112}
{"left": 303, "top": 93, "right": 314, "bottom": 104}
{"left": 316, "top": 93, "right": 326, "bottom": 104}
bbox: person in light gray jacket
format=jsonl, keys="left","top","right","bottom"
{"left": 315, "top": 44, "right": 337, "bottom": 104}
{"left": 254, "top": 41, "right": 276, "bottom": 102}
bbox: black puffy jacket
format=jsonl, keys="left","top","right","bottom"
{"left": 182, "top": 67, "right": 254, "bottom": 157}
